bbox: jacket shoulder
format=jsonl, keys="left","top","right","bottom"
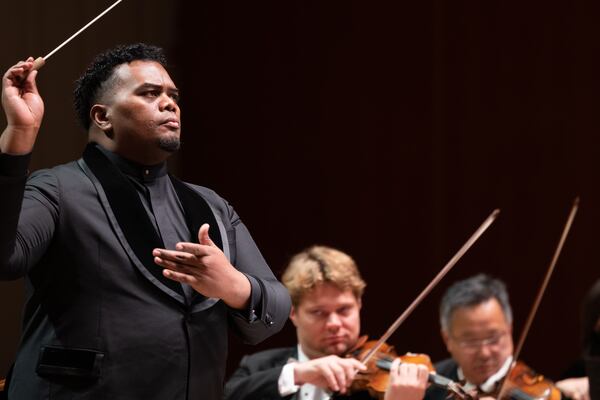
{"left": 27, "top": 160, "right": 83, "bottom": 185}
{"left": 240, "top": 347, "right": 297, "bottom": 369}
{"left": 433, "top": 358, "right": 458, "bottom": 378}
{"left": 179, "top": 181, "right": 230, "bottom": 207}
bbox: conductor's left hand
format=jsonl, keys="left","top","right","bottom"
{"left": 153, "top": 223, "right": 251, "bottom": 309}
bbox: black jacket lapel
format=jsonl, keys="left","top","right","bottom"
{"left": 170, "top": 176, "right": 224, "bottom": 306}
{"left": 169, "top": 176, "right": 223, "bottom": 249}
{"left": 82, "top": 143, "right": 184, "bottom": 297}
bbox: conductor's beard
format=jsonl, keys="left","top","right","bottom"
{"left": 158, "top": 136, "right": 181, "bottom": 153}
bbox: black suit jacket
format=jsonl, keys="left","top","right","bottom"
{"left": 586, "top": 356, "right": 600, "bottom": 400}
{"left": 426, "top": 358, "right": 574, "bottom": 400}
{"left": 0, "top": 145, "right": 291, "bottom": 399}
{"left": 424, "top": 358, "right": 460, "bottom": 400}
{"left": 225, "top": 347, "right": 297, "bottom": 400}
{"left": 224, "top": 347, "right": 374, "bottom": 400}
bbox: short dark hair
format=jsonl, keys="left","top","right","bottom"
{"left": 73, "top": 43, "right": 168, "bottom": 130}
{"left": 439, "top": 274, "right": 513, "bottom": 332}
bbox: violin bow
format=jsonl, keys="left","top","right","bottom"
{"left": 496, "top": 197, "right": 579, "bottom": 400}
{"left": 359, "top": 209, "right": 501, "bottom": 365}
{"left": 32, "top": 0, "right": 124, "bottom": 70}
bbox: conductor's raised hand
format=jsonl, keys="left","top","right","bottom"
{"left": 1, "top": 57, "right": 44, "bottom": 154}
{"left": 152, "top": 223, "right": 251, "bottom": 309}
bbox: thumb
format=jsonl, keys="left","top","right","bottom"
{"left": 25, "top": 70, "right": 40, "bottom": 95}
{"left": 198, "top": 223, "right": 216, "bottom": 247}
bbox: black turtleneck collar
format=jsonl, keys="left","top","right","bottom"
{"left": 95, "top": 143, "right": 168, "bottom": 183}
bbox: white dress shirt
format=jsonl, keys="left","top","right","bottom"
{"left": 278, "top": 344, "right": 331, "bottom": 400}
{"left": 457, "top": 356, "right": 514, "bottom": 394}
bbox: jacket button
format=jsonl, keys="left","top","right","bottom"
{"left": 265, "top": 314, "right": 274, "bottom": 326}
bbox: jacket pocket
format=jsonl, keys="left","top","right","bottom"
{"left": 36, "top": 345, "right": 104, "bottom": 381}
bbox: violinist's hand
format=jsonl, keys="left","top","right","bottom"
{"left": 384, "top": 359, "right": 429, "bottom": 400}
{"left": 152, "top": 224, "right": 251, "bottom": 309}
{"left": 1, "top": 57, "right": 44, "bottom": 155}
{"left": 293, "top": 355, "right": 367, "bottom": 394}
{"left": 556, "top": 377, "right": 590, "bottom": 400}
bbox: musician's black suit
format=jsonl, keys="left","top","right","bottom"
{"left": 225, "top": 347, "right": 373, "bottom": 400}
{"left": 0, "top": 143, "right": 290, "bottom": 400}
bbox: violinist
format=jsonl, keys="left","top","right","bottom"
{"left": 425, "top": 274, "right": 515, "bottom": 400}
{"left": 225, "top": 246, "right": 430, "bottom": 400}
{"left": 584, "top": 279, "right": 600, "bottom": 400}
{"left": 564, "top": 278, "right": 600, "bottom": 400}
{"left": 555, "top": 278, "right": 600, "bottom": 400}
{"left": 426, "top": 274, "right": 584, "bottom": 400}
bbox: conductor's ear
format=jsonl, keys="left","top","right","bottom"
{"left": 90, "top": 104, "right": 113, "bottom": 138}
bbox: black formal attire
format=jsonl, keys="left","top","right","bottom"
{"left": 426, "top": 358, "right": 572, "bottom": 400}
{"left": 588, "top": 357, "right": 600, "bottom": 400}
{"left": 587, "top": 332, "right": 600, "bottom": 400}
{"left": 584, "top": 280, "right": 600, "bottom": 400}
{"left": 224, "top": 347, "right": 372, "bottom": 400}
{"left": 424, "top": 358, "right": 460, "bottom": 400}
{"left": 0, "top": 143, "right": 291, "bottom": 400}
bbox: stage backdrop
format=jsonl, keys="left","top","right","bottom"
{"left": 1, "top": 0, "right": 599, "bottom": 382}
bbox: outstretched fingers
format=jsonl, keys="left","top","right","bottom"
{"left": 162, "top": 268, "right": 198, "bottom": 285}
{"left": 154, "top": 248, "right": 199, "bottom": 264}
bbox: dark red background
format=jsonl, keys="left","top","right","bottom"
{"left": 1, "top": 0, "right": 599, "bottom": 381}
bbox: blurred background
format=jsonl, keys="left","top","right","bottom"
{"left": 1, "top": 0, "right": 599, "bottom": 381}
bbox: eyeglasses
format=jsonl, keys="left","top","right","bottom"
{"left": 451, "top": 331, "right": 509, "bottom": 352}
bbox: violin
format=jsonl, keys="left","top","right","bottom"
{"left": 495, "top": 361, "right": 561, "bottom": 400}
{"left": 348, "top": 337, "right": 475, "bottom": 400}
{"left": 347, "top": 338, "right": 561, "bottom": 400}
{"left": 308, "top": 212, "right": 498, "bottom": 399}
{"left": 335, "top": 212, "right": 500, "bottom": 400}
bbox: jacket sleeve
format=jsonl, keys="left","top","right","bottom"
{"left": 0, "top": 153, "right": 59, "bottom": 279}
{"left": 586, "top": 356, "right": 600, "bottom": 400}
{"left": 225, "top": 200, "right": 291, "bottom": 345}
{"left": 224, "top": 354, "right": 290, "bottom": 400}
{"left": 586, "top": 332, "right": 600, "bottom": 400}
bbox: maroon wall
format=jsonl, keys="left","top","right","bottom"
{"left": 1, "top": 0, "right": 599, "bottom": 383}
{"left": 175, "top": 1, "right": 600, "bottom": 379}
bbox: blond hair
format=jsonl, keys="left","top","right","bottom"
{"left": 282, "top": 246, "right": 366, "bottom": 307}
